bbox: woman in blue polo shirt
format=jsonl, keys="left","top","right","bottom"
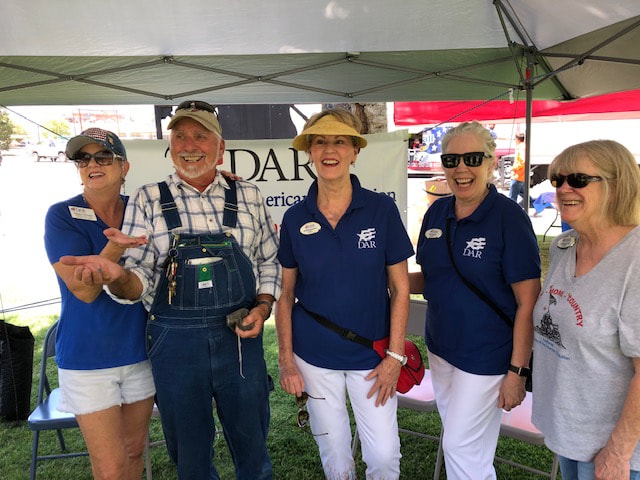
{"left": 276, "top": 108, "right": 414, "bottom": 479}
{"left": 410, "top": 121, "right": 541, "bottom": 480}
{"left": 44, "top": 129, "right": 155, "bottom": 480}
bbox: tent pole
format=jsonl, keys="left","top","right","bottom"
{"left": 524, "top": 52, "right": 533, "bottom": 213}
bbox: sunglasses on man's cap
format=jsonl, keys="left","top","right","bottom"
{"left": 175, "top": 100, "right": 216, "bottom": 114}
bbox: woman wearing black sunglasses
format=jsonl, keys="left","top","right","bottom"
{"left": 44, "top": 128, "right": 154, "bottom": 480}
{"left": 410, "top": 121, "right": 541, "bottom": 479}
{"left": 532, "top": 140, "right": 640, "bottom": 480}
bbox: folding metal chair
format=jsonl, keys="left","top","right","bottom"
{"left": 27, "top": 322, "right": 88, "bottom": 480}
{"left": 28, "top": 321, "right": 155, "bottom": 480}
{"left": 495, "top": 392, "right": 559, "bottom": 479}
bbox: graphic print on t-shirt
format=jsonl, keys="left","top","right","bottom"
{"left": 535, "top": 292, "right": 566, "bottom": 348}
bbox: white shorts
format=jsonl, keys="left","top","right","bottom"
{"left": 58, "top": 360, "right": 156, "bottom": 415}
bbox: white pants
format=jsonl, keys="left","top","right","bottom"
{"left": 428, "top": 351, "right": 504, "bottom": 480}
{"left": 294, "top": 354, "right": 401, "bottom": 480}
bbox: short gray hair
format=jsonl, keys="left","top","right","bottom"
{"left": 441, "top": 121, "right": 497, "bottom": 158}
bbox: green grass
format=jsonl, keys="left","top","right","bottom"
{"left": 1, "top": 239, "right": 555, "bottom": 479}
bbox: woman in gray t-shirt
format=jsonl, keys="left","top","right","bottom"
{"left": 532, "top": 140, "right": 640, "bottom": 480}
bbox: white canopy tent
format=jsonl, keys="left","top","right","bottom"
{"left": 1, "top": 0, "right": 639, "bottom": 106}
{"left": 2, "top": 0, "right": 640, "bottom": 202}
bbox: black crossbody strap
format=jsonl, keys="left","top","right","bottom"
{"left": 297, "top": 303, "right": 373, "bottom": 349}
{"left": 445, "top": 218, "right": 513, "bottom": 328}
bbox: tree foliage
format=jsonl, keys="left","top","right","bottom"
{"left": 42, "top": 119, "right": 71, "bottom": 139}
{"left": 0, "top": 109, "right": 12, "bottom": 149}
{"left": 12, "top": 122, "right": 28, "bottom": 136}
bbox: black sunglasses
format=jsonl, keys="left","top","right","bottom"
{"left": 296, "top": 392, "right": 327, "bottom": 436}
{"left": 440, "top": 151, "right": 487, "bottom": 168}
{"left": 550, "top": 173, "right": 604, "bottom": 189}
{"left": 71, "top": 150, "right": 123, "bottom": 168}
{"left": 176, "top": 100, "right": 216, "bottom": 114}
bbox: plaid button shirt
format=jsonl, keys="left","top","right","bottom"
{"left": 120, "top": 172, "right": 281, "bottom": 310}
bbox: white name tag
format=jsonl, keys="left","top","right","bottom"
{"left": 425, "top": 228, "right": 443, "bottom": 239}
{"left": 300, "top": 221, "right": 321, "bottom": 235}
{"left": 557, "top": 236, "right": 577, "bottom": 249}
{"left": 198, "top": 280, "right": 213, "bottom": 289}
{"left": 69, "top": 206, "right": 97, "bottom": 221}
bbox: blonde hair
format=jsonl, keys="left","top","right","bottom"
{"left": 441, "top": 121, "right": 497, "bottom": 158}
{"left": 549, "top": 140, "right": 640, "bottom": 226}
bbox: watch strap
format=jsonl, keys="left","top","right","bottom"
{"left": 255, "top": 299, "right": 273, "bottom": 318}
{"left": 508, "top": 364, "right": 531, "bottom": 377}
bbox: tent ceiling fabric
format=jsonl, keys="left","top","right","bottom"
{"left": 1, "top": 0, "right": 639, "bottom": 106}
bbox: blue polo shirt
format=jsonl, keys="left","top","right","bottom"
{"left": 44, "top": 194, "right": 148, "bottom": 370}
{"left": 278, "top": 175, "right": 414, "bottom": 370}
{"left": 416, "top": 185, "right": 540, "bottom": 375}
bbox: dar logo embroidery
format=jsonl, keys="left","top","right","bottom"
{"left": 463, "top": 237, "right": 486, "bottom": 259}
{"left": 357, "top": 228, "right": 376, "bottom": 249}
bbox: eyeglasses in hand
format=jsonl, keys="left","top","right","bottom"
{"left": 296, "top": 392, "right": 328, "bottom": 436}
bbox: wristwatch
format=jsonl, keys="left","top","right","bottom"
{"left": 255, "top": 299, "right": 273, "bottom": 318}
{"left": 508, "top": 364, "right": 531, "bottom": 377}
{"left": 385, "top": 349, "right": 408, "bottom": 366}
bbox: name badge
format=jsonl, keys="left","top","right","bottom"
{"left": 198, "top": 265, "right": 213, "bottom": 289}
{"left": 69, "top": 206, "right": 97, "bottom": 221}
{"left": 425, "top": 228, "right": 443, "bottom": 239}
{"left": 557, "top": 236, "right": 577, "bottom": 249}
{"left": 300, "top": 222, "right": 321, "bottom": 235}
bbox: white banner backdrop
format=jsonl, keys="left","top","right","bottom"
{"left": 123, "top": 130, "right": 408, "bottom": 231}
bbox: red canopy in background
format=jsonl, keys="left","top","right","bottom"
{"left": 394, "top": 89, "right": 640, "bottom": 125}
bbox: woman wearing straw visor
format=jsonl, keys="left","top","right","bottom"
{"left": 276, "top": 108, "right": 413, "bottom": 479}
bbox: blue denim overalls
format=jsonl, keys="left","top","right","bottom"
{"left": 146, "top": 180, "right": 272, "bottom": 480}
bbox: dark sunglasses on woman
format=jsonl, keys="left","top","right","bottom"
{"left": 441, "top": 151, "right": 487, "bottom": 169}
{"left": 71, "top": 150, "right": 123, "bottom": 168}
{"left": 550, "top": 173, "right": 604, "bottom": 189}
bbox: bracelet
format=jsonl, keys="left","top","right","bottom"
{"left": 385, "top": 349, "right": 408, "bottom": 366}
{"left": 255, "top": 299, "right": 273, "bottom": 319}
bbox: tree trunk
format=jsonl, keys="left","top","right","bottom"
{"left": 322, "top": 103, "right": 387, "bottom": 133}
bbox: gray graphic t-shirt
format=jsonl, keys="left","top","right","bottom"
{"left": 532, "top": 226, "right": 640, "bottom": 469}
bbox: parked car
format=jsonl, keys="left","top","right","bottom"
{"left": 31, "top": 140, "right": 66, "bottom": 162}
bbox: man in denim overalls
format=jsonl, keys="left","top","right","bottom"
{"left": 64, "top": 100, "right": 281, "bottom": 479}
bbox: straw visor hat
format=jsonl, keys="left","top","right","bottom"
{"left": 292, "top": 115, "right": 368, "bottom": 151}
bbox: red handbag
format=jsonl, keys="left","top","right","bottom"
{"left": 372, "top": 337, "right": 425, "bottom": 394}
{"left": 299, "top": 304, "right": 425, "bottom": 394}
